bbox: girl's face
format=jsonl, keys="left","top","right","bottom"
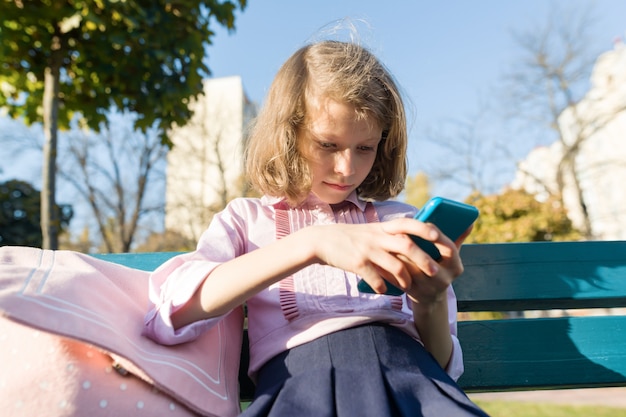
{"left": 300, "top": 96, "right": 382, "bottom": 204}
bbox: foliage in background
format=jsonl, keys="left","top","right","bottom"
{"left": 59, "top": 225, "right": 94, "bottom": 253}
{"left": 0, "top": 179, "right": 72, "bottom": 247}
{"left": 0, "top": 0, "right": 247, "bottom": 142}
{"left": 499, "top": 4, "right": 625, "bottom": 240}
{"left": 133, "top": 229, "right": 197, "bottom": 253}
{"left": 403, "top": 171, "right": 431, "bottom": 209}
{"left": 402, "top": 172, "right": 581, "bottom": 244}
{"left": 0, "top": 0, "right": 247, "bottom": 248}
{"left": 465, "top": 188, "right": 582, "bottom": 243}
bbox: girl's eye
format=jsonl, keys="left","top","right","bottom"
{"left": 318, "top": 141, "right": 335, "bottom": 149}
{"left": 358, "top": 146, "right": 375, "bottom": 152}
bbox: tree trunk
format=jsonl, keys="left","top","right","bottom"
{"left": 556, "top": 151, "right": 594, "bottom": 240}
{"left": 567, "top": 157, "right": 593, "bottom": 239}
{"left": 41, "top": 40, "right": 62, "bottom": 249}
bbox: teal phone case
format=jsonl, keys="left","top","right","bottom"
{"left": 358, "top": 197, "right": 479, "bottom": 295}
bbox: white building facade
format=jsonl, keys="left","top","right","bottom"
{"left": 512, "top": 41, "right": 626, "bottom": 240}
{"left": 165, "top": 76, "right": 257, "bottom": 240}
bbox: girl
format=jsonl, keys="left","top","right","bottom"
{"left": 143, "top": 40, "right": 489, "bottom": 417}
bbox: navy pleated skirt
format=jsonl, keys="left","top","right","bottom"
{"left": 241, "top": 324, "right": 490, "bottom": 417}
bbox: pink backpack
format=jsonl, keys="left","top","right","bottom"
{"left": 0, "top": 246, "right": 243, "bottom": 417}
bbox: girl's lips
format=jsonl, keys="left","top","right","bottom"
{"left": 325, "top": 182, "right": 353, "bottom": 191}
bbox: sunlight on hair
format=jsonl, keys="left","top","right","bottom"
{"left": 306, "top": 17, "right": 382, "bottom": 56}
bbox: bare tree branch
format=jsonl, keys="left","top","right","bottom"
{"left": 58, "top": 110, "right": 167, "bottom": 252}
{"left": 497, "top": 3, "right": 622, "bottom": 239}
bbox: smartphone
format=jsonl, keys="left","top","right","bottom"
{"left": 357, "top": 197, "right": 479, "bottom": 295}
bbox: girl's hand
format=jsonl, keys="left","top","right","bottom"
{"left": 308, "top": 218, "right": 447, "bottom": 294}
{"left": 402, "top": 224, "right": 473, "bottom": 306}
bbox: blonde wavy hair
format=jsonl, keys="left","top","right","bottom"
{"left": 245, "top": 40, "right": 408, "bottom": 203}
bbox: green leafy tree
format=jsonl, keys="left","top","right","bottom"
{"left": 465, "top": 188, "right": 582, "bottom": 243}
{"left": 0, "top": 0, "right": 247, "bottom": 249}
{"left": 0, "top": 179, "right": 72, "bottom": 247}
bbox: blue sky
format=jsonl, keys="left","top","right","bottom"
{"left": 2, "top": 0, "right": 625, "bottom": 197}
{"left": 206, "top": 0, "right": 626, "bottom": 196}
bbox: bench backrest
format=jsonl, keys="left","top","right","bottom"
{"left": 95, "top": 240, "right": 626, "bottom": 396}
{"left": 456, "top": 241, "right": 626, "bottom": 391}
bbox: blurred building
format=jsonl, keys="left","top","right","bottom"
{"left": 512, "top": 39, "right": 626, "bottom": 240}
{"left": 165, "top": 76, "right": 257, "bottom": 241}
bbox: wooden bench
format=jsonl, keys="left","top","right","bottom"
{"left": 95, "top": 240, "right": 626, "bottom": 401}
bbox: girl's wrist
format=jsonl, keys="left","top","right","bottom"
{"left": 294, "top": 225, "right": 325, "bottom": 266}
{"left": 410, "top": 293, "right": 448, "bottom": 316}
{"left": 408, "top": 286, "right": 448, "bottom": 308}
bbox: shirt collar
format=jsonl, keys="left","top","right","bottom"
{"left": 264, "top": 191, "right": 368, "bottom": 212}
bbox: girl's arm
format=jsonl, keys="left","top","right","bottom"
{"left": 411, "top": 294, "right": 454, "bottom": 369}
{"left": 172, "top": 218, "right": 445, "bottom": 329}
{"left": 171, "top": 227, "right": 317, "bottom": 329}
{"left": 404, "top": 226, "right": 471, "bottom": 369}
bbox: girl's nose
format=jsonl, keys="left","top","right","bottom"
{"left": 334, "top": 150, "right": 355, "bottom": 176}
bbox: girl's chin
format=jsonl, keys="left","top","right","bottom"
{"left": 315, "top": 190, "right": 352, "bottom": 204}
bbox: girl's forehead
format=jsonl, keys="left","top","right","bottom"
{"left": 305, "top": 94, "right": 375, "bottom": 126}
{"left": 302, "top": 98, "right": 382, "bottom": 143}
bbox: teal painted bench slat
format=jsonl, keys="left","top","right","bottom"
{"left": 458, "top": 315, "right": 626, "bottom": 390}
{"left": 454, "top": 241, "right": 626, "bottom": 392}
{"left": 457, "top": 241, "right": 626, "bottom": 311}
{"left": 94, "top": 240, "right": 626, "bottom": 400}
{"left": 92, "top": 252, "right": 182, "bottom": 272}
